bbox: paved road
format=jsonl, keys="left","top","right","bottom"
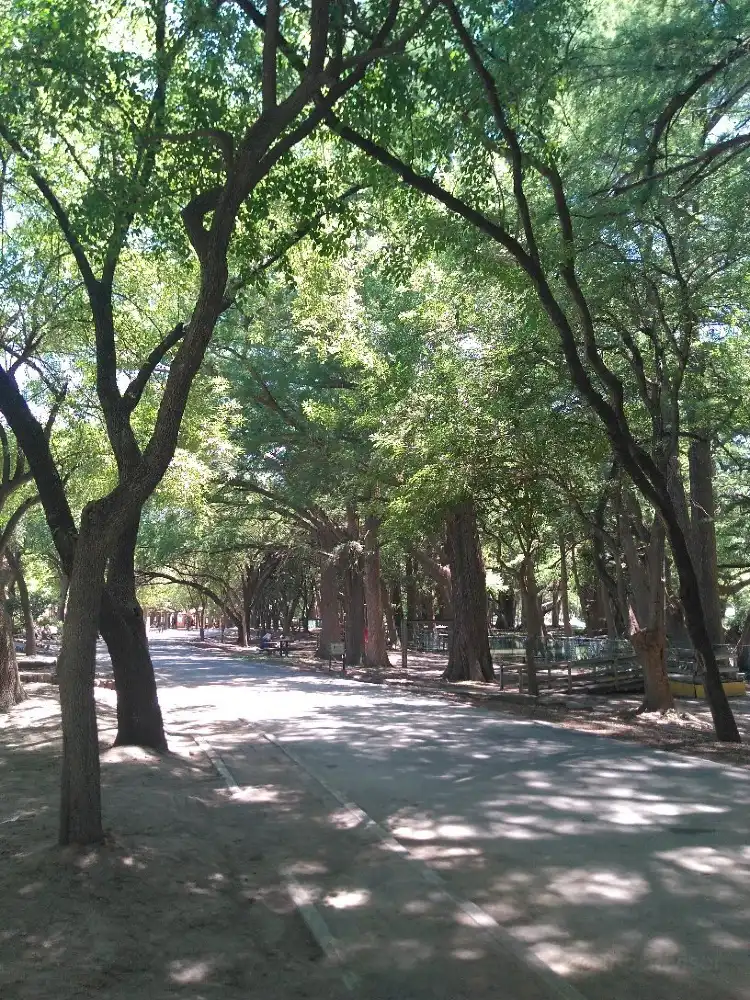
{"left": 124, "top": 633, "right": 750, "bottom": 1000}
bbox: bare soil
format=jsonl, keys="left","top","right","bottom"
{"left": 0, "top": 686, "right": 348, "bottom": 1000}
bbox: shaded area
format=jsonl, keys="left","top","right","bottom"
{"left": 146, "top": 635, "right": 750, "bottom": 1000}
{"left": 0, "top": 692, "right": 349, "bottom": 1000}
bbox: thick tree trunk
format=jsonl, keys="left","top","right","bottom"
{"left": 344, "top": 549, "right": 365, "bottom": 666}
{"left": 631, "top": 622, "right": 672, "bottom": 712}
{"left": 656, "top": 447, "right": 738, "bottom": 737}
{"left": 559, "top": 535, "right": 572, "bottom": 636}
{"left": 316, "top": 556, "right": 339, "bottom": 658}
{"left": 101, "top": 515, "right": 166, "bottom": 751}
{"left": 689, "top": 434, "right": 723, "bottom": 647}
{"left": 520, "top": 553, "right": 540, "bottom": 696}
{"left": 57, "top": 510, "right": 105, "bottom": 845}
{"left": 667, "top": 514, "right": 738, "bottom": 739}
{"left": 442, "top": 500, "right": 494, "bottom": 682}
{"left": 363, "top": 516, "right": 390, "bottom": 668}
{"left": 620, "top": 499, "right": 674, "bottom": 712}
{"left": 0, "top": 605, "right": 24, "bottom": 710}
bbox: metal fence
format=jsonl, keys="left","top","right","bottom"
{"left": 405, "top": 624, "right": 634, "bottom": 662}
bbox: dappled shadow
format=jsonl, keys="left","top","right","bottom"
{"left": 143, "top": 634, "right": 750, "bottom": 1000}
{"left": 7, "top": 635, "right": 750, "bottom": 999}
{"left": 0, "top": 698, "right": 351, "bottom": 1000}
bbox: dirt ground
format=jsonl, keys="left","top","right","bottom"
{"left": 198, "top": 634, "right": 750, "bottom": 769}
{"left": 0, "top": 686, "right": 349, "bottom": 1000}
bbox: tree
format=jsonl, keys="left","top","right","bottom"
{"left": 0, "top": 0, "right": 428, "bottom": 843}
{"left": 329, "top": 0, "right": 750, "bottom": 739}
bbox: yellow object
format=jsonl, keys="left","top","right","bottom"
{"left": 669, "top": 678, "right": 747, "bottom": 699}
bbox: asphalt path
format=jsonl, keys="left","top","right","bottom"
{"left": 129, "top": 632, "right": 750, "bottom": 1000}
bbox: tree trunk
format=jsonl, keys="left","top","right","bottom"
{"left": 382, "top": 580, "right": 399, "bottom": 647}
{"left": 559, "top": 534, "right": 572, "bottom": 636}
{"left": 7, "top": 551, "right": 36, "bottom": 655}
{"left": 443, "top": 500, "right": 494, "bottom": 682}
{"left": 58, "top": 572, "right": 69, "bottom": 621}
{"left": 283, "top": 581, "right": 301, "bottom": 634}
{"left": 0, "top": 604, "right": 24, "bottom": 710}
{"left": 57, "top": 509, "right": 105, "bottom": 845}
{"left": 239, "top": 569, "right": 253, "bottom": 647}
{"left": 667, "top": 512, "right": 738, "bottom": 738}
{"left": 100, "top": 515, "right": 166, "bottom": 751}
{"left": 344, "top": 548, "right": 365, "bottom": 666}
{"left": 602, "top": 580, "right": 617, "bottom": 639}
{"left": 316, "top": 556, "right": 339, "bottom": 658}
{"left": 631, "top": 622, "right": 672, "bottom": 712}
{"left": 405, "top": 556, "right": 418, "bottom": 624}
{"left": 689, "top": 434, "right": 723, "bottom": 647}
{"left": 520, "top": 553, "right": 540, "bottom": 696}
{"left": 550, "top": 581, "right": 560, "bottom": 629}
{"left": 620, "top": 497, "right": 674, "bottom": 712}
{"left": 363, "top": 516, "right": 390, "bottom": 668}
{"left": 410, "top": 547, "right": 452, "bottom": 613}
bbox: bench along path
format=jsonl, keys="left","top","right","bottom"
{"left": 128, "top": 632, "right": 750, "bottom": 1000}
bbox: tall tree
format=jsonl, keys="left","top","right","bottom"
{"left": 0, "top": 0, "right": 428, "bottom": 843}
{"left": 329, "top": 0, "right": 750, "bottom": 739}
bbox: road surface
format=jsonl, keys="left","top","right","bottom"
{"left": 113, "top": 632, "right": 750, "bottom": 1000}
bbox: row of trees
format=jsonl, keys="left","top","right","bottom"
{"left": 2, "top": 0, "right": 750, "bottom": 843}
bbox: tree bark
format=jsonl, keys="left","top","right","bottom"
{"left": 58, "top": 572, "right": 69, "bottom": 621}
{"left": 620, "top": 494, "right": 674, "bottom": 712}
{"left": 442, "top": 500, "right": 494, "bottom": 682}
{"left": 100, "top": 515, "right": 166, "bottom": 751}
{"left": 344, "top": 546, "right": 365, "bottom": 666}
{"left": 410, "top": 546, "right": 452, "bottom": 612}
{"left": 283, "top": 580, "right": 301, "bottom": 634}
{"left": 689, "top": 434, "right": 723, "bottom": 647}
{"left": 601, "top": 579, "right": 617, "bottom": 639}
{"left": 0, "top": 605, "right": 24, "bottom": 710}
{"left": 559, "top": 534, "right": 572, "bottom": 636}
{"left": 631, "top": 622, "right": 672, "bottom": 711}
{"left": 57, "top": 509, "right": 105, "bottom": 845}
{"left": 405, "top": 556, "right": 418, "bottom": 624}
{"left": 520, "top": 553, "right": 540, "bottom": 696}
{"left": 363, "top": 516, "right": 390, "bottom": 668}
{"left": 382, "top": 580, "right": 399, "bottom": 647}
{"left": 7, "top": 550, "right": 36, "bottom": 655}
{"left": 316, "top": 555, "right": 339, "bottom": 658}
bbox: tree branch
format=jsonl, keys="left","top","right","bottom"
{"left": 122, "top": 323, "right": 185, "bottom": 413}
